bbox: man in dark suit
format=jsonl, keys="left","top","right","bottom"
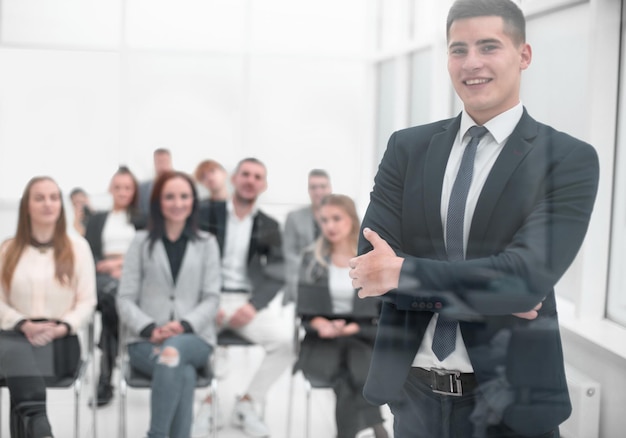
{"left": 137, "top": 148, "right": 173, "bottom": 218}
{"left": 348, "top": 1, "right": 600, "bottom": 437}
{"left": 192, "top": 157, "right": 292, "bottom": 438}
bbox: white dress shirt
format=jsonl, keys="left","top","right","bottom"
{"left": 221, "top": 200, "right": 256, "bottom": 292}
{"left": 412, "top": 102, "right": 524, "bottom": 372}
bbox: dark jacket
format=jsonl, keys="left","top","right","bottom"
{"left": 198, "top": 200, "right": 284, "bottom": 310}
{"left": 359, "top": 109, "right": 600, "bottom": 436}
{"left": 84, "top": 210, "right": 146, "bottom": 262}
{"left": 297, "top": 249, "right": 379, "bottom": 343}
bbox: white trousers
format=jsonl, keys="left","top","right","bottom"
{"left": 220, "top": 292, "right": 294, "bottom": 402}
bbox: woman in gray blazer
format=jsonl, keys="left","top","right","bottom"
{"left": 117, "top": 171, "right": 221, "bottom": 438}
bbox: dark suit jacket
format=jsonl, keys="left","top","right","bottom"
{"left": 198, "top": 200, "right": 285, "bottom": 310}
{"left": 358, "top": 109, "right": 599, "bottom": 436}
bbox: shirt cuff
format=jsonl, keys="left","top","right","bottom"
{"left": 140, "top": 323, "right": 156, "bottom": 339}
{"left": 181, "top": 321, "right": 194, "bottom": 333}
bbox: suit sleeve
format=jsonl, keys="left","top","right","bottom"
{"left": 360, "top": 132, "right": 600, "bottom": 315}
{"left": 249, "top": 216, "right": 285, "bottom": 310}
{"left": 117, "top": 233, "right": 154, "bottom": 336}
{"left": 282, "top": 211, "right": 301, "bottom": 302}
{"left": 177, "top": 236, "right": 221, "bottom": 333}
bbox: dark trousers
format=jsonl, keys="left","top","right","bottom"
{"left": 298, "top": 335, "right": 384, "bottom": 438}
{"left": 95, "top": 275, "right": 119, "bottom": 388}
{"left": 0, "top": 332, "right": 53, "bottom": 438}
{"left": 389, "top": 371, "right": 559, "bottom": 438}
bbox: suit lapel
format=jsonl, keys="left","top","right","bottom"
{"left": 423, "top": 116, "right": 461, "bottom": 260}
{"left": 468, "top": 110, "right": 539, "bottom": 256}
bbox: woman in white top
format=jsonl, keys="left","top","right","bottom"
{"left": 296, "top": 194, "right": 388, "bottom": 438}
{"left": 0, "top": 176, "right": 96, "bottom": 438}
{"left": 84, "top": 165, "right": 145, "bottom": 406}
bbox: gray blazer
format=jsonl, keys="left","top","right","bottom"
{"left": 282, "top": 206, "right": 317, "bottom": 302}
{"left": 117, "top": 230, "right": 221, "bottom": 346}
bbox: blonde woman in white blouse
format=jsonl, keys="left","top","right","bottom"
{"left": 0, "top": 176, "right": 96, "bottom": 438}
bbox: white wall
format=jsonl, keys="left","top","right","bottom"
{"left": 0, "top": 0, "right": 378, "bottom": 229}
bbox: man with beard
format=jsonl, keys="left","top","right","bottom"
{"left": 193, "top": 157, "right": 292, "bottom": 438}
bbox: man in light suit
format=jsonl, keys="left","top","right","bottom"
{"left": 282, "top": 168, "right": 332, "bottom": 303}
{"left": 348, "top": 1, "right": 600, "bottom": 437}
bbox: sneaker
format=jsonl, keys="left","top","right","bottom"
{"left": 191, "top": 400, "right": 223, "bottom": 437}
{"left": 231, "top": 398, "right": 270, "bottom": 437}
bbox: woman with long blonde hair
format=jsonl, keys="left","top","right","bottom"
{"left": 0, "top": 176, "right": 96, "bottom": 438}
{"left": 296, "top": 194, "right": 388, "bottom": 438}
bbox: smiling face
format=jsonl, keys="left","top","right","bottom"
{"left": 447, "top": 15, "right": 531, "bottom": 125}
{"left": 160, "top": 176, "right": 194, "bottom": 226}
{"left": 232, "top": 161, "right": 267, "bottom": 204}
{"left": 28, "top": 179, "right": 62, "bottom": 228}
{"left": 109, "top": 173, "right": 136, "bottom": 210}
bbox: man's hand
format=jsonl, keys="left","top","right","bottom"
{"left": 513, "top": 302, "right": 542, "bottom": 320}
{"left": 228, "top": 303, "right": 257, "bottom": 328}
{"left": 349, "top": 228, "right": 403, "bottom": 298}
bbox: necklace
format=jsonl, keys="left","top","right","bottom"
{"left": 30, "top": 237, "right": 53, "bottom": 254}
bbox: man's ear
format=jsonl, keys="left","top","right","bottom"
{"left": 520, "top": 43, "right": 532, "bottom": 70}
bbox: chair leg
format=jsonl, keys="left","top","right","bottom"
{"left": 74, "top": 377, "right": 82, "bottom": 438}
{"left": 210, "top": 378, "right": 218, "bottom": 438}
{"left": 118, "top": 367, "right": 127, "bottom": 438}
{"left": 305, "top": 379, "right": 312, "bottom": 438}
{"left": 286, "top": 370, "right": 296, "bottom": 437}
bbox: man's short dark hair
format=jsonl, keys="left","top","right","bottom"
{"left": 234, "top": 157, "right": 266, "bottom": 174}
{"left": 153, "top": 148, "right": 171, "bottom": 156}
{"left": 447, "top": 0, "right": 526, "bottom": 45}
{"left": 69, "top": 187, "right": 87, "bottom": 199}
{"left": 308, "top": 169, "right": 330, "bottom": 180}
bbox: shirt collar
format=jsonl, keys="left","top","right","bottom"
{"left": 226, "top": 199, "right": 259, "bottom": 220}
{"left": 460, "top": 102, "right": 524, "bottom": 144}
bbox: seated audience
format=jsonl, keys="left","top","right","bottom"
{"left": 84, "top": 165, "right": 145, "bottom": 407}
{"left": 69, "top": 187, "right": 93, "bottom": 236}
{"left": 194, "top": 159, "right": 229, "bottom": 201}
{"left": 117, "top": 170, "right": 221, "bottom": 438}
{"left": 295, "top": 194, "right": 388, "bottom": 438}
{"left": 0, "top": 176, "right": 96, "bottom": 438}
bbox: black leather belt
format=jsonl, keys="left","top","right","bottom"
{"left": 410, "top": 367, "right": 477, "bottom": 396}
{"left": 221, "top": 288, "right": 249, "bottom": 293}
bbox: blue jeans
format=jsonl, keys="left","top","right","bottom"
{"left": 128, "top": 334, "right": 212, "bottom": 438}
{"left": 389, "top": 371, "right": 560, "bottom": 438}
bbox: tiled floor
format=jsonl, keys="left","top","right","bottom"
{"left": 0, "top": 302, "right": 394, "bottom": 438}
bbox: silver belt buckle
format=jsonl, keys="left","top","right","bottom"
{"left": 430, "top": 368, "right": 463, "bottom": 396}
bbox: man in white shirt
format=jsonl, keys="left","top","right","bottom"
{"left": 348, "top": 1, "right": 600, "bottom": 437}
{"left": 194, "top": 157, "right": 292, "bottom": 438}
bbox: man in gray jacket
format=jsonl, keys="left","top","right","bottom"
{"left": 282, "top": 169, "right": 332, "bottom": 303}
